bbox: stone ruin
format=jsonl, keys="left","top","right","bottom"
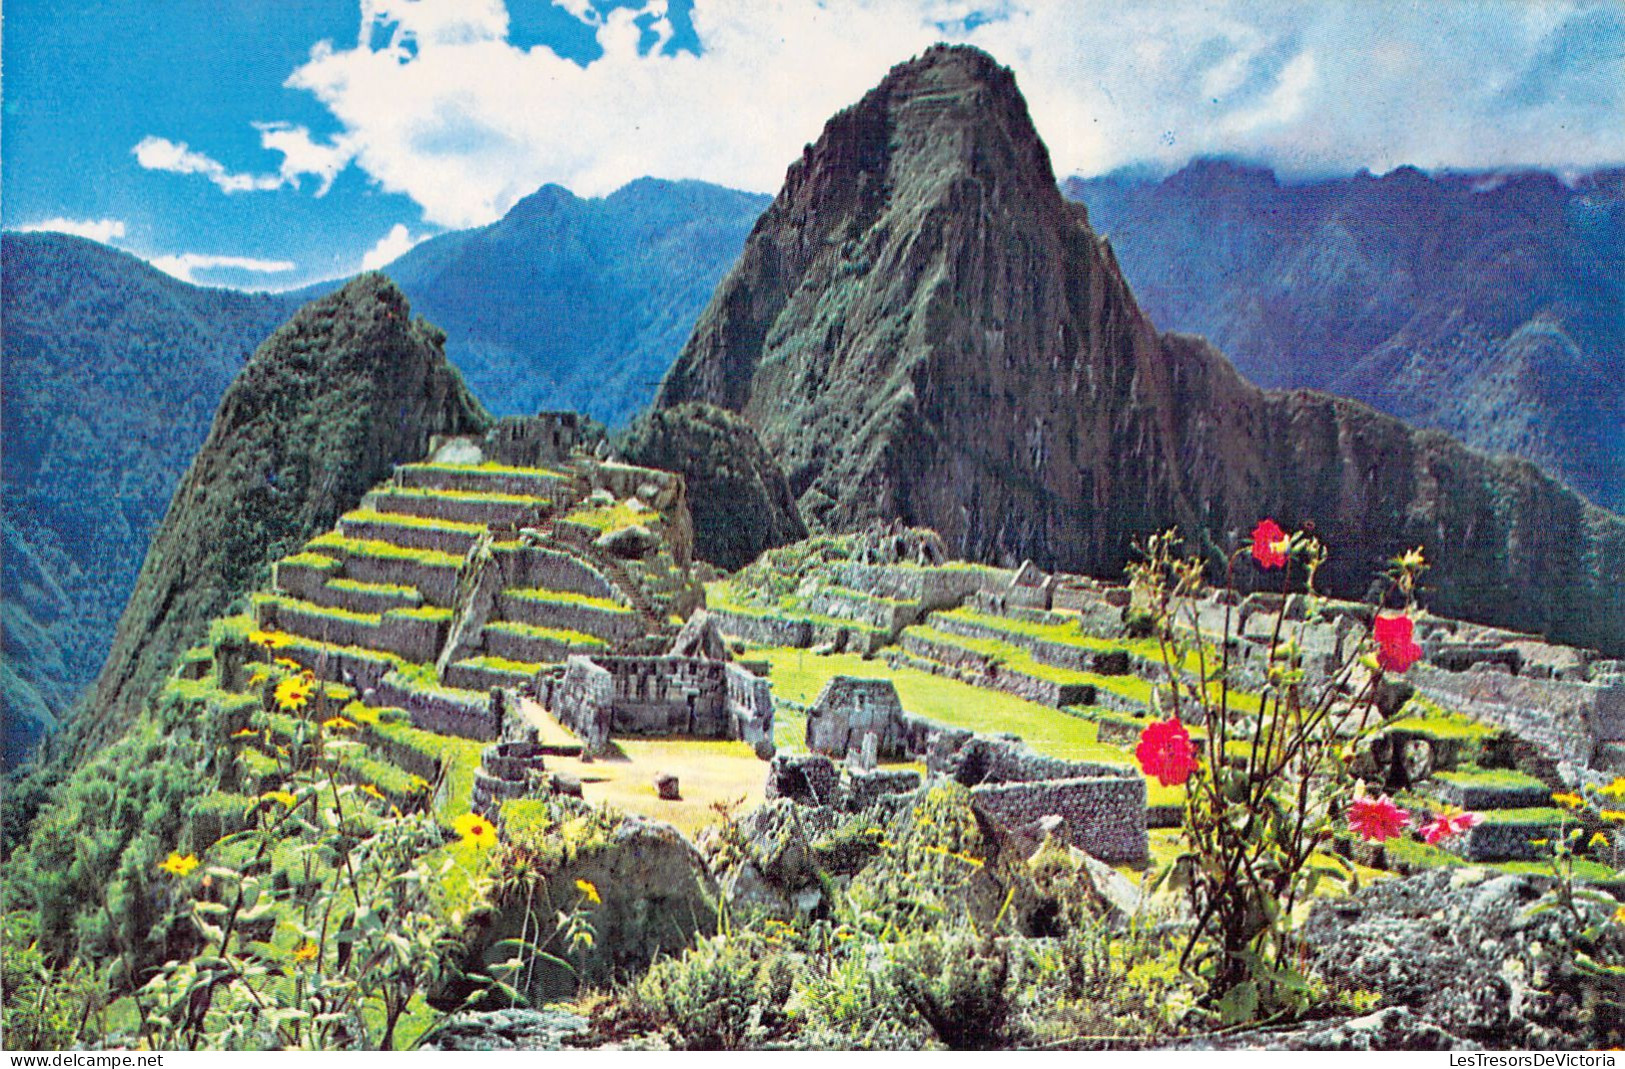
{"left": 777, "top": 674, "right": 1147, "bottom": 863}
{"left": 850, "top": 520, "right": 947, "bottom": 567}
{"left": 546, "top": 614, "right": 775, "bottom": 756}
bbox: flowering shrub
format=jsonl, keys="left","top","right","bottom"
{"left": 1130, "top": 522, "right": 1472, "bottom": 1021}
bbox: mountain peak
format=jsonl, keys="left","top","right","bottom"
{"left": 657, "top": 47, "right": 1625, "bottom": 655}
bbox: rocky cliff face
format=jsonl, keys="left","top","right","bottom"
{"left": 81, "top": 275, "right": 490, "bottom": 752}
{"left": 657, "top": 45, "right": 1625, "bottom": 655}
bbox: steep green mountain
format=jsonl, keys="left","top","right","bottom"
{"left": 3, "top": 179, "right": 764, "bottom": 765}
{"left": 1, "top": 233, "right": 297, "bottom": 767}
{"left": 318, "top": 177, "right": 770, "bottom": 426}
{"left": 616, "top": 402, "right": 807, "bottom": 571}
{"left": 1063, "top": 161, "right": 1625, "bottom": 513}
{"left": 79, "top": 274, "right": 490, "bottom": 755}
{"left": 657, "top": 45, "right": 1625, "bottom": 655}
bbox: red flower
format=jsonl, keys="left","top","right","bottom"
{"left": 1373, "top": 614, "right": 1423, "bottom": 673}
{"left": 1418, "top": 808, "right": 1484, "bottom": 845}
{"left": 1250, "top": 519, "right": 1289, "bottom": 570}
{"left": 1347, "top": 793, "right": 1411, "bottom": 842}
{"left": 1136, "top": 716, "right": 1200, "bottom": 787}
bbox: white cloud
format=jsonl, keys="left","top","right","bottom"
{"left": 155, "top": 0, "right": 1625, "bottom": 229}
{"left": 147, "top": 252, "right": 298, "bottom": 285}
{"left": 360, "top": 223, "right": 427, "bottom": 269}
{"left": 134, "top": 136, "right": 284, "bottom": 193}
{"left": 14, "top": 217, "right": 128, "bottom": 243}
{"left": 133, "top": 125, "right": 354, "bottom": 195}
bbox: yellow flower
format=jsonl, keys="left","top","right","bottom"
{"left": 249, "top": 629, "right": 293, "bottom": 649}
{"left": 1552, "top": 792, "right": 1585, "bottom": 809}
{"left": 1600, "top": 810, "right": 1625, "bottom": 824}
{"left": 1589, "top": 832, "right": 1611, "bottom": 850}
{"left": 1600, "top": 778, "right": 1625, "bottom": 800}
{"left": 262, "top": 790, "right": 296, "bottom": 808}
{"left": 1395, "top": 547, "right": 1427, "bottom": 570}
{"left": 231, "top": 727, "right": 259, "bottom": 739}
{"left": 453, "top": 812, "right": 498, "bottom": 850}
{"left": 1615, "top": 906, "right": 1625, "bottom": 926}
{"left": 275, "top": 675, "right": 315, "bottom": 711}
{"left": 575, "top": 879, "right": 601, "bottom": 904}
{"left": 321, "top": 716, "right": 357, "bottom": 732}
{"left": 292, "top": 941, "right": 319, "bottom": 964}
{"left": 246, "top": 665, "right": 271, "bottom": 685}
{"left": 157, "top": 852, "right": 199, "bottom": 877}
{"left": 359, "top": 783, "right": 386, "bottom": 801}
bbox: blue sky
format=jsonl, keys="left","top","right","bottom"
{"left": 5, "top": 0, "right": 1622, "bottom": 291}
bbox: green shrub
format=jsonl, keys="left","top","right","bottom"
{"left": 629, "top": 933, "right": 794, "bottom": 1049}
{"left": 891, "top": 929, "right": 1015, "bottom": 1050}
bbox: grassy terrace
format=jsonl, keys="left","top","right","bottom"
{"left": 757, "top": 647, "right": 1130, "bottom": 767}
{"left": 341, "top": 508, "right": 484, "bottom": 535}
{"left": 308, "top": 531, "right": 465, "bottom": 567}
{"left": 328, "top": 576, "right": 420, "bottom": 598}
{"left": 483, "top": 620, "right": 608, "bottom": 648}
{"left": 706, "top": 582, "right": 889, "bottom": 637}
{"left": 565, "top": 499, "right": 661, "bottom": 533}
{"left": 279, "top": 551, "right": 339, "bottom": 570}
{"left": 404, "top": 460, "right": 568, "bottom": 480}
{"left": 937, "top": 606, "right": 1209, "bottom": 673}
{"left": 507, "top": 587, "right": 634, "bottom": 613}
{"left": 908, "top": 623, "right": 1267, "bottom": 715}
{"left": 376, "top": 485, "right": 551, "bottom": 506}
{"left": 256, "top": 592, "right": 381, "bottom": 626}
{"left": 455, "top": 654, "right": 545, "bottom": 675}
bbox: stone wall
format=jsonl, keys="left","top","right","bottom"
{"left": 396, "top": 463, "right": 565, "bottom": 499}
{"left": 723, "top": 662, "right": 775, "bottom": 748}
{"left": 548, "top": 655, "right": 774, "bottom": 746}
{"left": 446, "top": 659, "right": 538, "bottom": 693}
{"left": 274, "top": 557, "right": 340, "bottom": 603}
{"left": 927, "top": 610, "right": 1141, "bottom": 676}
{"left": 553, "top": 657, "right": 614, "bottom": 753}
{"left": 483, "top": 412, "right": 583, "bottom": 469}
{"left": 340, "top": 516, "right": 480, "bottom": 556}
{"left": 1411, "top": 664, "right": 1625, "bottom": 768}
{"left": 365, "top": 487, "right": 542, "bottom": 528}
{"left": 805, "top": 677, "right": 909, "bottom": 759}
{"left": 832, "top": 562, "right": 1012, "bottom": 609}
{"left": 337, "top": 553, "right": 462, "bottom": 605}
{"left": 483, "top": 625, "right": 591, "bottom": 665}
{"left": 801, "top": 588, "right": 919, "bottom": 633}
{"left": 497, "top": 592, "right": 642, "bottom": 644}
{"left": 375, "top": 672, "right": 501, "bottom": 741}
{"left": 897, "top": 631, "right": 1096, "bottom": 707}
{"left": 970, "top": 775, "right": 1147, "bottom": 862}
{"left": 494, "top": 544, "right": 618, "bottom": 603}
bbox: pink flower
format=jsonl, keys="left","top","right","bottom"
{"left": 1136, "top": 716, "right": 1200, "bottom": 788}
{"left": 1419, "top": 808, "right": 1484, "bottom": 845}
{"left": 1348, "top": 793, "right": 1411, "bottom": 842}
{"left": 1373, "top": 614, "right": 1423, "bottom": 674}
{"left": 1250, "top": 518, "right": 1289, "bottom": 570}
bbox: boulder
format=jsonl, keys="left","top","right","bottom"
{"left": 1298, "top": 867, "right": 1625, "bottom": 1048}
{"left": 422, "top": 1009, "right": 587, "bottom": 1051}
{"left": 655, "top": 773, "right": 680, "bottom": 801}
{"left": 596, "top": 524, "right": 659, "bottom": 559}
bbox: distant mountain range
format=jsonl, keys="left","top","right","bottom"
{"left": 658, "top": 44, "right": 1625, "bottom": 655}
{"left": 297, "top": 178, "right": 770, "bottom": 426}
{"left": 1063, "top": 159, "right": 1625, "bottom": 514}
{"left": 1, "top": 234, "right": 294, "bottom": 767}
